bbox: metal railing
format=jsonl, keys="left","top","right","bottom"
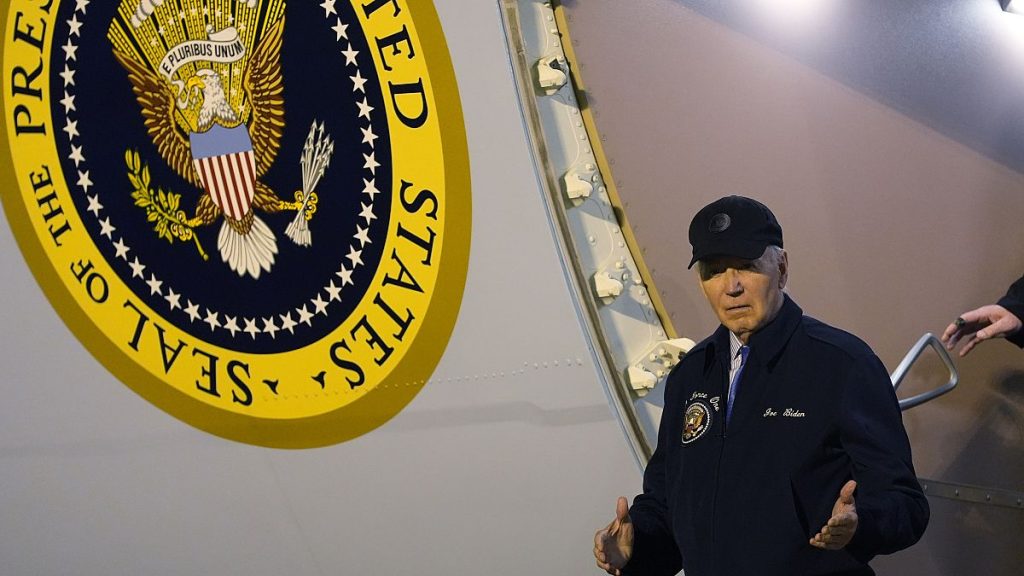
{"left": 890, "top": 333, "right": 959, "bottom": 411}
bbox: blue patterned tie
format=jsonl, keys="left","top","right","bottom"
{"left": 726, "top": 346, "right": 749, "bottom": 424}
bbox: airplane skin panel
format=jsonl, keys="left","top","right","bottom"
{"left": 0, "top": 1, "right": 640, "bottom": 574}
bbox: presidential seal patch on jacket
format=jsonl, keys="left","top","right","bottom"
{"left": 0, "top": 0, "right": 471, "bottom": 447}
{"left": 682, "top": 401, "right": 712, "bottom": 444}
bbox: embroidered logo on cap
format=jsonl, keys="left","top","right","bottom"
{"left": 709, "top": 213, "right": 731, "bottom": 233}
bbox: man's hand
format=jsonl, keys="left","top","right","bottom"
{"left": 594, "top": 497, "right": 634, "bottom": 575}
{"left": 810, "top": 480, "right": 858, "bottom": 551}
{"left": 941, "top": 305, "right": 1023, "bottom": 357}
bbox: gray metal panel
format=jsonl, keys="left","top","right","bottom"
{"left": 561, "top": 0, "right": 1024, "bottom": 574}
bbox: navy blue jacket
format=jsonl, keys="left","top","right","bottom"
{"left": 624, "top": 296, "right": 928, "bottom": 576}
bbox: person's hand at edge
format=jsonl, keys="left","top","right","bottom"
{"left": 942, "top": 305, "right": 1023, "bottom": 357}
{"left": 594, "top": 496, "right": 633, "bottom": 575}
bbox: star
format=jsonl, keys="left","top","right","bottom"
{"left": 129, "top": 257, "right": 146, "bottom": 279}
{"left": 63, "top": 118, "right": 79, "bottom": 139}
{"left": 146, "top": 273, "right": 163, "bottom": 296}
{"left": 296, "top": 304, "right": 314, "bottom": 326}
{"left": 320, "top": 0, "right": 337, "bottom": 17}
{"left": 342, "top": 44, "right": 359, "bottom": 66}
{"left": 312, "top": 294, "right": 329, "bottom": 316}
{"left": 62, "top": 38, "right": 78, "bottom": 61}
{"left": 86, "top": 195, "right": 102, "bottom": 216}
{"left": 354, "top": 225, "right": 371, "bottom": 246}
{"left": 336, "top": 265, "right": 354, "bottom": 286}
{"left": 350, "top": 70, "right": 367, "bottom": 92}
{"left": 262, "top": 317, "right": 279, "bottom": 338}
{"left": 361, "top": 125, "right": 378, "bottom": 148}
{"left": 67, "top": 16, "right": 84, "bottom": 36}
{"left": 113, "top": 238, "right": 130, "bottom": 260}
{"left": 60, "top": 92, "right": 76, "bottom": 113}
{"left": 184, "top": 300, "right": 201, "bottom": 322}
{"left": 75, "top": 0, "right": 90, "bottom": 14}
{"left": 362, "top": 178, "right": 380, "bottom": 200}
{"left": 165, "top": 288, "right": 181, "bottom": 310}
{"left": 223, "top": 316, "right": 240, "bottom": 337}
{"left": 99, "top": 217, "right": 115, "bottom": 239}
{"left": 59, "top": 64, "right": 75, "bottom": 87}
{"left": 243, "top": 317, "right": 260, "bottom": 339}
{"left": 280, "top": 312, "right": 297, "bottom": 334}
{"left": 362, "top": 152, "right": 379, "bottom": 174}
{"left": 359, "top": 202, "right": 377, "bottom": 224}
{"left": 346, "top": 246, "right": 364, "bottom": 267}
{"left": 69, "top": 145, "right": 85, "bottom": 166}
{"left": 356, "top": 98, "right": 374, "bottom": 119}
{"left": 76, "top": 170, "right": 92, "bottom": 191}
{"left": 203, "top": 309, "right": 221, "bottom": 331}
{"left": 325, "top": 280, "right": 342, "bottom": 302}
{"left": 332, "top": 18, "right": 348, "bottom": 40}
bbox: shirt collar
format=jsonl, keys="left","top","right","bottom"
{"left": 728, "top": 330, "right": 744, "bottom": 360}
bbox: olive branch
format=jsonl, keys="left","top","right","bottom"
{"left": 124, "top": 149, "right": 208, "bottom": 261}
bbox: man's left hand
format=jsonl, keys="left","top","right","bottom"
{"left": 810, "top": 480, "right": 858, "bottom": 550}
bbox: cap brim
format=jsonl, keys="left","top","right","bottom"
{"left": 688, "top": 241, "right": 770, "bottom": 269}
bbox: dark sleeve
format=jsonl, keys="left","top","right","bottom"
{"left": 622, "top": 377, "right": 683, "bottom": 576}
{"left": 839, "top": 354, "right": 930, "bottom": 563}
{"left": 996, "top": 275, "right": 1024, "bottom": 347}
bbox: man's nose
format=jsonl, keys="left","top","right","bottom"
{"left": 724, "top": 269, "right": 743, "bottom": 296}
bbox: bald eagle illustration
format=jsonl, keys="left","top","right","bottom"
{"left": 112, "top": 17, "right": 305, "bottom": 279}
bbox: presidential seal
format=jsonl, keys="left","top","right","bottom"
{"left": 0, "top": 0, "right": 470, "bottom": 447}
{"left": 681, "top": 401, "right": 712, "bottom": 444}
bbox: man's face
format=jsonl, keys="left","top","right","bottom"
{"left": 697, "top": 249, "right": 788, "bottom": 343}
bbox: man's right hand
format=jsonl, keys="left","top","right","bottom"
{"left": 594, "top": 496, "right": 634, "bottom": 575}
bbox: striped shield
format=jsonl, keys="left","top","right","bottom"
{"left": 190, "top": 125, "right": 257, "bottom": 221}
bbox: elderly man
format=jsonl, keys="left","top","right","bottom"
{"left": 594, "top": 196, "right": 928, "bottom": 576}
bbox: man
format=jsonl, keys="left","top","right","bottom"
{"left": 942, "top": 276, "right": 1024, "bottom": 357}
{"left": 594, "top": 196, "right": 928, "bottom": 576}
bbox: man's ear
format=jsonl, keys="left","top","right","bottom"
{"left": 778, "top": 250, "right": 789, "bottom": 289}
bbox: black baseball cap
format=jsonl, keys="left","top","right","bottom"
{"left": 687, "top": 196, "right": 783, "bottom": 268}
